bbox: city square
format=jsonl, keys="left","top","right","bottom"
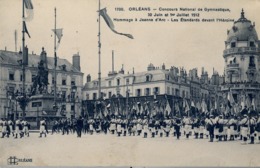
{"left": 1, "top": 132, "right": 260, "bottom": 167}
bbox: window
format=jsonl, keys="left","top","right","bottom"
{"left": 231, "top": 42, "right": 236, "bottom": 48}
{"left": 52, "top": 77, "right": 55, "bottom": 84}
{"left": 175, "top": 89, "right": 180, "bottom": 96}
{"left": 62, "top": 79, "right": 66, "bottom": 85}
{"left": 145, "top": 88, "right": 150, "bottom": 96}
{"left": 93, "top": 93, "right": 97, "bottom": 100}
{"left": 167, "top": 87, "right": 170, "bottom": 94}
{"left": 126, "top": 78, "right": 129, "bottom": 85}
{"left": 108, "top": 81, "right": 112, "bottom": 87}
{"left": 146, "top": 76, "right": 150, "bottom": 82}
{"left": 71, "top": 80, "right": 75, "bottom": 86}
{"left": 249, "top": 56, "right": 255, "bottom": 64}
{"left": 71, "top": 105, "right": 75, "bottom": 111}
{"left": 182, "top": 90, "right": 185, "bottom": 98}
{"left": 172, "top": 88, "right": 174, "bottom": 95}
{"left": 136, "top": 89, "right": 142, "bottom": 97}
{"left": 9, "top": 73, "right": 14, "bottom": 81}
{"left": 117, "top": 79, "right": 120, "bottom": 86}
{"left": 86, "top": 94, "right": 89, "bottom": 100}
{"left": 62, "top": 91, "right": 66, "bottom": 101}
{"left": 154, "top": 87, "right": 160, "bottom": 95}
{"left": 109, "top": 92, "right": 112, "bottom": 98}
{"left": 250, "top": 41, "right": 255, "bottom": 47}
{"left": 20, "top": 75, "right": 23, "bottom": 81}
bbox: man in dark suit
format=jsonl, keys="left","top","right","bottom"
{"left": 76, "top": 116, "right": 83, "bottom": 138}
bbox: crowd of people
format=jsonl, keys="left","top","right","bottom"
{"left": 1, "top": 106, "right": 260, "bottom": 145}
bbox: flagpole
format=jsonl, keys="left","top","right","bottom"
{"left": 54, "top": 7, "right": 57, "bottom": 110}
{"left": 22, "top": 0, "right": 26, "bottom": 119}
{"left": 98, "top": 0, "right": 101, "bottom": 99}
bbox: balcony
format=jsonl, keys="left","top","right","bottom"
{"left": 227, "top": 63, "right": 239, "bottom": 68}
{"left": 223, "top": 47, "right": 260, "bottom": 57}
{"left": 221, "top": 82, "right": 260, "bottom": 91}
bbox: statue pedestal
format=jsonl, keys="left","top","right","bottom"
{"left": 26, "top": 94, "right": 63, "bottom": 129}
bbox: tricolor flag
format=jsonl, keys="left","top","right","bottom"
{"left": 52, "top": 28, "right": 63, "bottom": 50}
{"left": 99, "top": 8, "right": 134, "bottom": 39}
{"left": 24, "top": 0, "right": 34, "bottom": 22}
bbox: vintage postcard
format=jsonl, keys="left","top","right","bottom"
{"left": 0, "top": 0, "right": 260, "bottom": 167}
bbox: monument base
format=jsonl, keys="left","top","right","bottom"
{"left": 26, "top": 94, "right": 64, "bottom": 129}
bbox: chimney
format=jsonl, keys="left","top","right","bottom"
{"left": 72, "top": 52, "right": 81, "bottom": 71}
{"left": 86, "top": 74, "right": 91, "bottom": 83}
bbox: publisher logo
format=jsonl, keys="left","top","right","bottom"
{"left": 7, "top": 156, "right": 32, "bottom": 165}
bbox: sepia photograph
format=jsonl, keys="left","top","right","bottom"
{"left": 0, "top": 0, "right": 260, "bottom": 167}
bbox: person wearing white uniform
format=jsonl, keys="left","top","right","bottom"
{"left": 14, "top": 119, "right": 22, "bottom": 139}
{"left": 22, "top": 120, "right": 30, "bottom": 137}
{"left": 183, "top": 116, "right": 193, "bottom": 139}
{"left": 142, "top": 116, "right": 149, "bottom": 138}
{"left": 39, "top": 118, "right": 47, "bottom": 138}
{"left": 116, "top": 116, "right": 122, "bottom": 137}
{"left": 88, "top": 118, "right": 95, "bottom": 135}
{"left": 1, "top": 119, "right": 8, "bottom": 138}
{"left": 8, "top": 119, "right": 14, "bottom": 137}
{"left": 137, "top": 117, "right": 143, "bottom": 136}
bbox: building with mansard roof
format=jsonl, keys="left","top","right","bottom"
{"left": 0, "top": 48, "right": 84, "bottom": 119}
{"left": 221, "top": 9, "right": 260, "bottom": 111}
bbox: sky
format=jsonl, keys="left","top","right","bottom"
{"left": 0, "top": 0, "right": 259, "bottom": 83}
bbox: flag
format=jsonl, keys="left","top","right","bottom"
{"left": 184, "top": 100, "right": 190, "bottom": 114}
{"left": 214, "top": 99, "right": 218, "bottom": 110}
{"left": 24, "top": 0, "right": 34, "bottom": 22}
{"left": 140, "top": 104, "right": 144, "bottom": 114}
{"left": 196, "top": 101, "right": 201, "bottom": 111}
{"left": 252, "top": 98, "right": 256, "bottom": 110}
{"left": 227, "top": 91, "right": 235, "bottom": 107}
{"left": 23, "top": 21, "right": 31, "bottom": 38}
{"left": 104, "top": 106, "right": 108, "bottom": 117}
{"left": 175, "top": 103, "right": 180, "bottom": 114}
{"left": 52, "top": 28, "right": 63, "bottom": 50}
{"left": 136, "top": 103, "right": 140, "bottom": 114}
{"left": 99, "top": 8, "right": 134, "bottom": 39}
{"left": 246, "top": 96, "right": 251, "bottom": 108}
{"left": 201, "top": 99, "right": 207, "bottom": 113}
{"left": 165, "top": 100, "right": 171, "bottom": 116}
{"left": 191, "top": 101, "right": 195, "bottom": 108}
